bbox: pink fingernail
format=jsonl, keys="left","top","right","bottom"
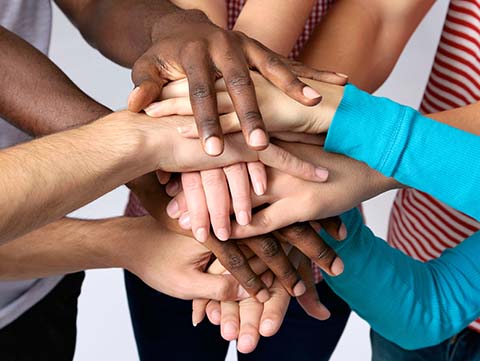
{"left": 302, "top": 86, "right": 322, "bottom": 99}
{"left": 143, "top": 103, "right": 159, "bottom": 115}
{"left": 165, "top": 180, "right": 180, "bottom": 196}
{"left": 205, "top": 136, "right": 223, "bottom": 156}
{"left": 249, "top": 128, "right": 268, "bottom": 148}
{"left": 256, "top": 289, "right": 270, "bottom": 303}
{"left": 237, "top": 211, "right": 250, "bottom": 226}
{"left": 331, "top": 257, "right": 344, "bottom": 276}
{"left": 253, "top": 181, "right": 266, "bottom": 196}
{"left": 211, "top": 309, "right": 221, "bottom": 324}
{"left": 166, "top": 200, "right": 180, "bottom": 218}
{"left": 216, "top": 227, "right": 230, "bottom": 241}
{"left": 179, "top": 213, "right": 191, "bottom": 229}
{"left": 315, "top": 167, "right": 329, "bottom": 181}
{"left": 293, "top": 281, "right": 307, "bottom": 297}
{"left": 195, "top": 227, "right": 208, "bottom": 242}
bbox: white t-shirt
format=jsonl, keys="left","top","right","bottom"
{"left": 0, "top": 0, "right": 64, "bottom": 329}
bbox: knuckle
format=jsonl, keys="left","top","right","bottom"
{"left": 258, "top": 236, "right": 280, "bottom": 258}
{"left": 215, "top": 280, "right": 232, "bottom": 301}
{"left": 200, "top": 118, "right": 220, "bottom": 133}
{"left": 191, "top": 84, "right": 213, "bottom": 100}
{"left": 182, "top": 175, "right": 202, "bottom": 192}
{"left": 201, "top": 171, "right": 222, "bottom": 188}
{"left": 317, "top": 246, "right": 335, "bottom": 262}
{"left": 284, "top": 77, "right": 303, "bottom": 94}
{"left": 282, "top": 223, "right": 310, "bottom": 239}
{"left": 265, "top": 54, "right": 282, "bottom": 70}
{"left": 227, "top": 73, "right": 252, "bottom": 89}
{"left": 257, "top": 212, "right": 272, "bottom": 229}
{"left": 278, "top": 267, "right": 297, "bottom": 283}
{"left": 245, "top": 275, "right": 260, "bottom": 290}
{"left": 227, "top": 252, "right": 246, "bottom": 270}
{"left": 242, "top": 111, "right": 262, "bottom": 125}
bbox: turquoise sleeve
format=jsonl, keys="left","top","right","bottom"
{"left": 324, "top": 84, "right": 480, "bottom": 221}
{"left": 321, "top": 209, "right": 480, "bottom": 350}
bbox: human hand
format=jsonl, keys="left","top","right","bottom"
{"left": 129, "top": 174, "right": 311, "bottom": 302}
{"left": 193, "top": 248, "right": 331, "bottom": 354}
{"left": 128, "top": 9, "right": 347, "bottom": 155}
{"left": 143, "top": 71, "right": 345, "bottom": 137}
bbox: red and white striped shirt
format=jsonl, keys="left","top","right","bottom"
{"left": 388, "top": 0, "right": 480, "bottom": 333}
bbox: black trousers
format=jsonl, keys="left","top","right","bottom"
{"left": 0, "top": 272, "right": 84, "bottom": 361}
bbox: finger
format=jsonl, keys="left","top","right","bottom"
{"left": 160, "top": 78, "right": 190, "bottom": 98}
{"left": 166, "top": 192, "right": 188, "bottom": 219}
{"left": 182, "top": 46, "right": 223, "bottom": 156}
{"left": 201, "top": 168, "right": 231, "bottom": 241}
{"left": 185, "top": 272, "right": 243, "bottom": 301}
{"left": 204, "top": 237, "right": 270, "bottom": 303}
{"left": 192, "top": 299, "right": 208, "bottom": 326}
{"left": 270, "top": 132, "right": 326, "bottom": 145}
{"left": 130, "top": 56, "right": 167, "bottom": 112}
{"left": 246, "top": 161, "right": 267, "bottom": 196}
{"left": 206, "top": 300, "right": 221, "bottom": 325}
{"left": 287, "top": 60, "right": 349, "bottom": 85}
{"left": 223, "top": 163, "right": 252, "bottom": 226}
{"left": 237, "top": 298, "right": 262, "bottom": 354}
{"left": 259, "top": 143, "right": 329, "bottom": 182}
{"left": 156, "top": 170, "right": 172, "bottom": 185}
{"left": 145, "top": 92, "right": 234, "bottom": 118}
{"left": 277, "top": 223, "right": 344, "bottom": 276}
{"left": 231, "top": 200, "right": 297, "bottom": 239}
{"left": 242, "top": 234, "right": 305, "bottom": 297}
{"left": 295, "top": 253, "right": 331, "bottom": 320}
{"left": 181, "top": 172, "right": 210, "bottom": 242}
{"left": 165, "top": 177, "right": 182, "bottom": 197}
{"left": 220, "top": 301, "right": 240, "bottom": 341}
{"left": 258, "top": 277, "right": 290, "bottom": 337}
{"left": 318, "top": 217, "right": 348, "bottom": 241}
{"left": 212, "top": 44, "right": 269, "bottom": 150}
{"left": 243, "top": 39, "right": 322, "bottom": 106}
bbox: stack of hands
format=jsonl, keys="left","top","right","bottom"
{"left": 124, "top": 71, "right": 397, "bottom": 353}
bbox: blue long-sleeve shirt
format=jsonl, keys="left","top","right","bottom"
{"left": 320, "top": 84, "right": 480, "bottom": 350}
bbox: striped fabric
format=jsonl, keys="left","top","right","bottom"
{"left": 125, "top": 0, "right": 335, "bottom": 282}
{"left": 388, "top": 0, "right": 480, "bottom": 333}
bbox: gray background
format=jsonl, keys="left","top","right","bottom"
{"left": 46, "top": 1, "right": 450, "bottom": 360}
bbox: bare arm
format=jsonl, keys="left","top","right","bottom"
{"left": 300, "top": 0, "right": 435, "bottom": 91}
{"left": 0, "top": 26, "right": 110, "bottom": 135}
{"left": 234, "top": 0, "right": 316, "bottom": 56}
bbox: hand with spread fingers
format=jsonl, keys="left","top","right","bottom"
{"left": 128, "top": 9, "right": 347, "bottom": 156}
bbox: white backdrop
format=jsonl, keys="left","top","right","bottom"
{"left": 46, "top": 1, "right": 450, "bottom": 360}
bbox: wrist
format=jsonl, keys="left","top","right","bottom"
{"left": 300, "top": 78, "right": 344, "bottom": 134}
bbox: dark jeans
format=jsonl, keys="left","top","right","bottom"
{"left": 0, "top": 272, "right": 84, "bottom": 361}
{"left": 125, "top": 271, "right": 351, "bottom": 361}
{"left": 371, "top": 328, "right": 480, "bottom": 361}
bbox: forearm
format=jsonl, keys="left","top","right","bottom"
{"left": 0, "top": 113, "right": 156, "bottom": 244}
{"left": 300, "top": 0, "right": 434, "bottom": 92}
{"left": 0, "top": 26, "right": 110, "bottom": 136}
{"left": 321, "top": 209, "right": 480, "bottom": 349}
{"left": 233, "top": 0, "right": 315, "bottom": 56}
{"left": 55, "top": 0, "right": 181, "bottom": 67}
{"left": 324, "top": 85, "right": 480, "bottom": 220}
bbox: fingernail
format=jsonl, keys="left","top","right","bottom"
{"left": 293, "top": 280, "right": 307, "bottom": 297}
{"left": 331, "top": 257, "right": 344, "bottom": 276}
{"left": 238, "top": 335, "right": 254, "bottom": 350}
{"left": 255, "top": 289, "right": 270, "bottom": 303}
{"left": 302, "top": 86, "right": 321, "bottom": 99}
{"left": 260, "top": 319, "right": 274, "bottom": 335}
{"left": 211, "top": 309, "right": 221, "bottom": 324}
{"left": 195, "top": 227, "right": 208, "bottom": 242}
{"left": 315, "top": 167, "right": 329, "bottom": 181}
{"left": 237, "top": 211, "right": 251, "bottom": 226}
{"left": 237, "top": 286, "right": 249, "bottom": 299}
{"left": 143, "top": 103, "right": 158, "bottom": 115}
{"left": 249, "top": 128, "right": 268, "bottom": 148}
{"left": 338, "top": 223, "right": 347, "bottom": 240}
{"left": 223, "top": 322, "right": 237, "bottom": 337}
{"left": 165, "top": 180, "right": 179, "bottom": 196}
{"left": 335, "top": 72, "right": 349, "bottom": 78}
{"left": 166, "top": 200, "right": 179, "bottom": 218}
{"left": 205, "top": 136, "right": 223, "bottom": 156}
{"left": 253, "top": 181, "right": 266, "bottom": 196}
{"left": 179, "top": 213, "right": 191, "bottom": 229}
{"left": 216, "top": 227, "right": 230, "bottom": 241}
{"left": 317, "top": 304, "right": 331, "bottom": 321}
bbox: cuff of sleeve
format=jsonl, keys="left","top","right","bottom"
{"left": 324, "top": 84, "right": 416, "bottom": 177}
